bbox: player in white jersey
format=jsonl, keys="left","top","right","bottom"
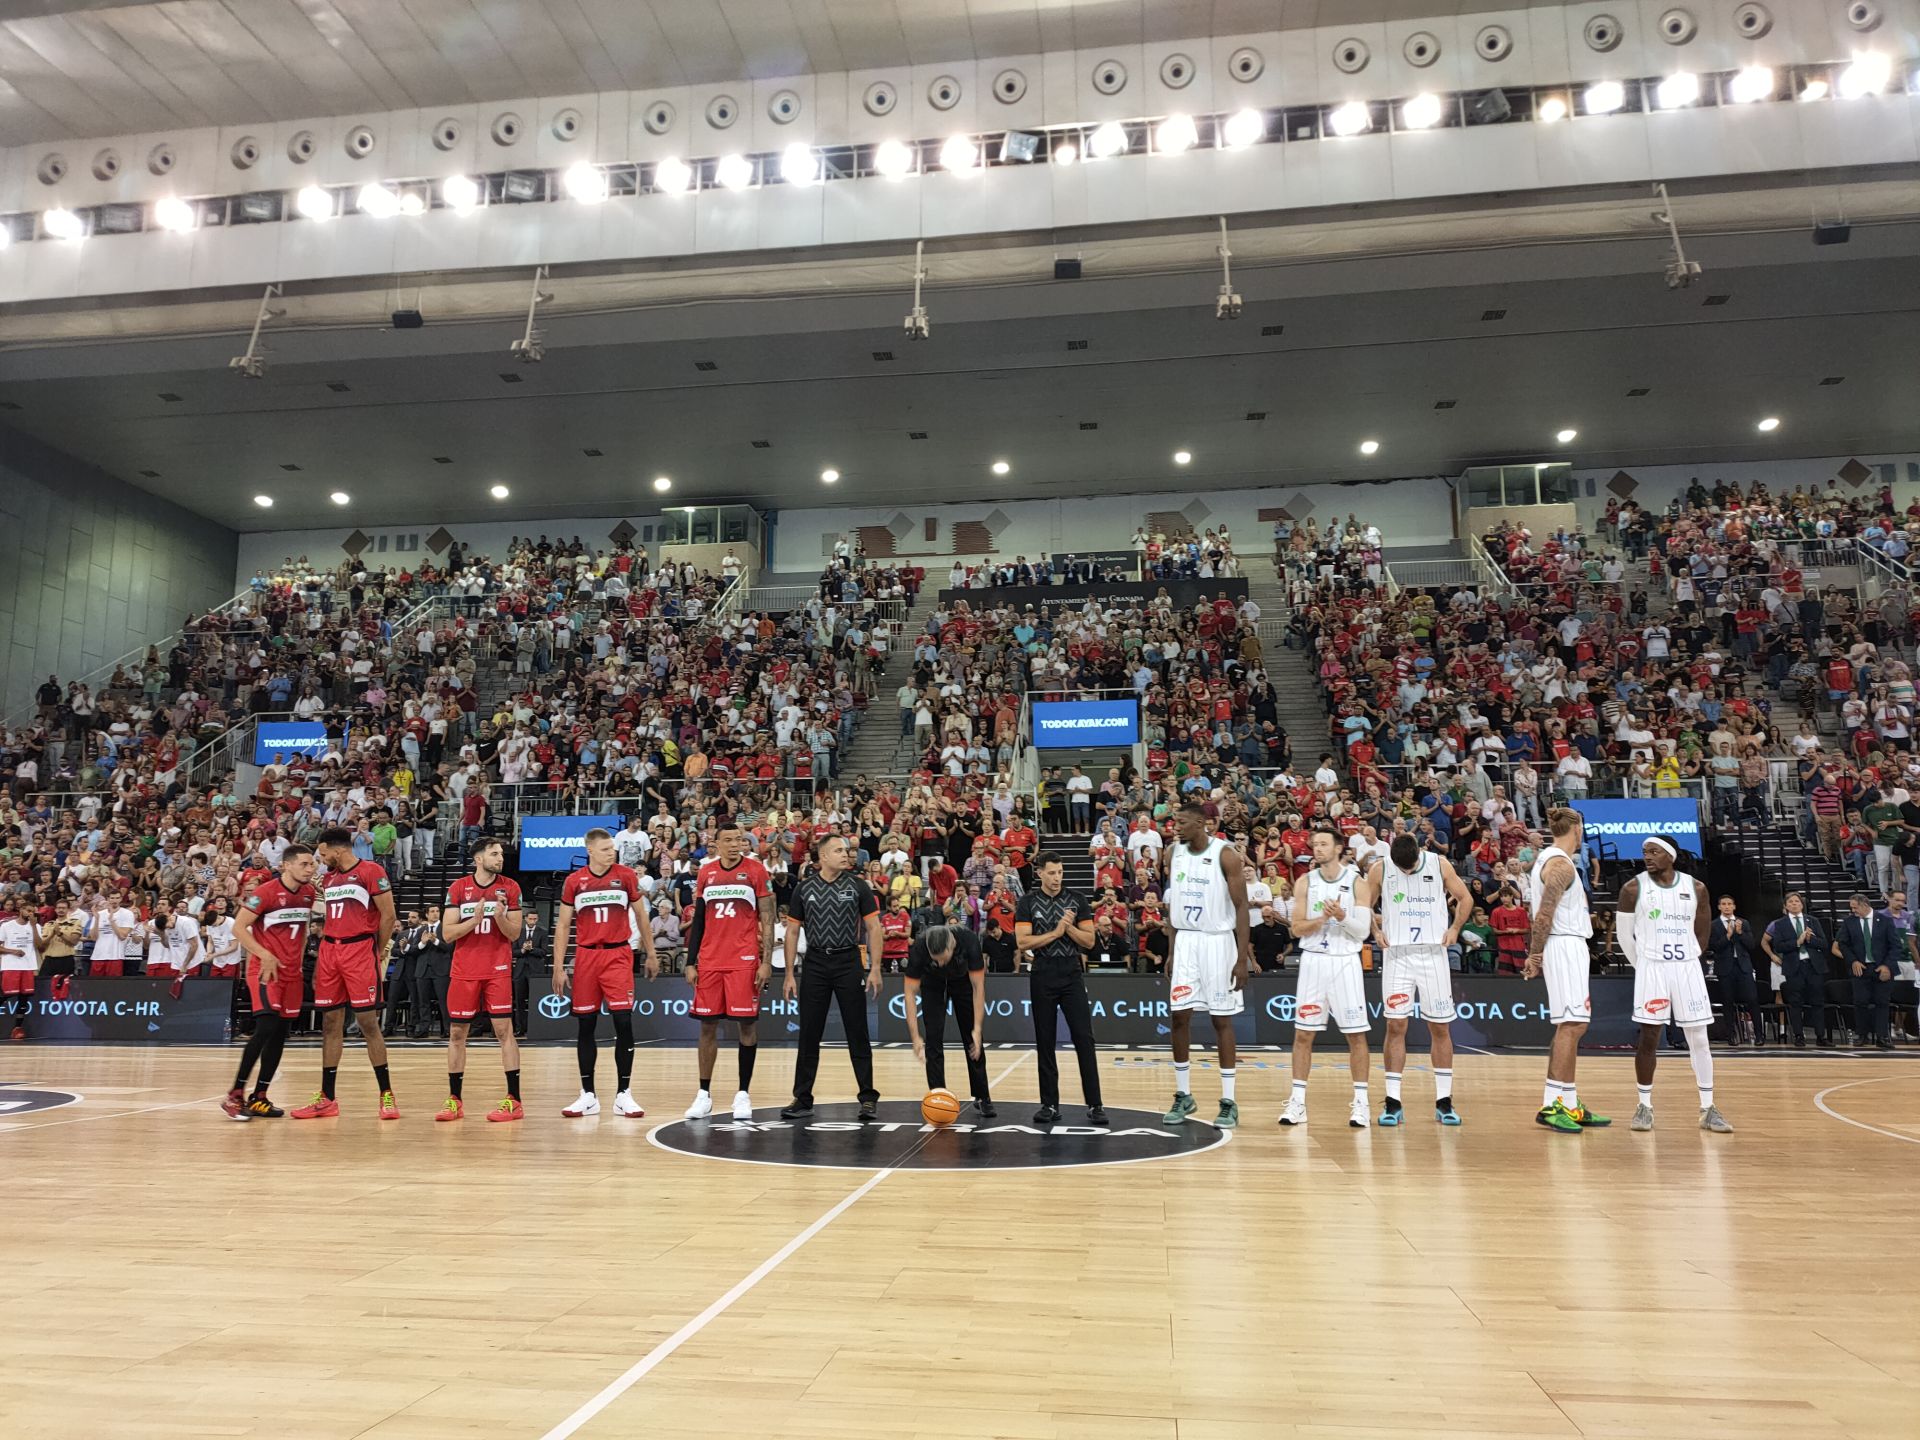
{"left": 1282, "top": 826, "right": 1375, "bottom": 1129}
{"left": 1161, "top": 802, "right": 1253, "bottom": 1130}
{"left": 1523, "top": 808, "right": 1610, "bottom": 1133}
{"left": 1370, "top": 833, "right": 1472, "bottom": 1127}
{"left": 1616, "top": 836, "right": 1731, "bottom": 1133}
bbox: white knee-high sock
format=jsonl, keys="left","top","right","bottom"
{"left": 1684, "top": 1026, "right": 1714, "bottom": 1108}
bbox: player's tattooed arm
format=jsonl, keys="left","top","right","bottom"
{"left": 1523, "top": 857, "right": 1573, "bottom": 980}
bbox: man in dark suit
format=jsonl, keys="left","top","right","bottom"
{"left": 1707, "top": 895, "right": 1764, "bottom": 1045}
{"left": 1835, "top": 892, "right": 1897, "bottom": 1049}
{"left": 1761, "top": 892, "right": 1829, "bottom": 1047}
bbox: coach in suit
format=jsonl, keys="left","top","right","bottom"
{"left": 1835, "top": 893, "right": 1897, "bottom": 1049}
{"left": 1762, "top": 893, "right": 1830, "bottom": 1047}
{"left": 1707, "top": 896, "right": 1764, "bottom": 1045}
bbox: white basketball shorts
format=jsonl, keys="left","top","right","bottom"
{"left": 1294, "top": 952, "right": 1369, "bottom": 1034}
{"left": 1382, "top": 944, "right": 1455, "bottom": 1023}
{"left": 1633, "top": 958, "right": 1714, "bottom": 1028}
{"left": 1543, "top": 935, "right": 1592, "bottom": 1026}
{"left": 1169, "top": 930, "right": 1244, "bottom": 1017}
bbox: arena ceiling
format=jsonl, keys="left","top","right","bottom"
{"left": 1, "top": 170, "right": 1918, "bottom": 532}
{"left": 0, "top": 0, "right": 1474, "bottom": 147}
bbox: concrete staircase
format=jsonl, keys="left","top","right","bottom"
{"left": 835, "top": 587, "right": 943, "bottom": 783}
{"left": 1250, "top": 568, "right": 1325, "bottom": 772}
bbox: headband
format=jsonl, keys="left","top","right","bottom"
{"left": 1645, "top": 838, "right": 1677, "bottom": 859}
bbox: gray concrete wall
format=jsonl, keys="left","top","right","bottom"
{"left": 1, "top": 427, "right": 237, "bottom": 720}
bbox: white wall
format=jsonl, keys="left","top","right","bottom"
{"left": 1570, "top": 453, "right": 1920, "bottom": 533}
{"left": 767, "top": 477, "right": 1458, "bottom": 571}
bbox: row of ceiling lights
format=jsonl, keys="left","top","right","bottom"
{"left": 12, "top": 53, "right": 1909, "bottom": 244}
{"left": 243, "top": 415, "right": 1794, "bottom": 508}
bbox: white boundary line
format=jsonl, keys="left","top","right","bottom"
{"left": 540, "top": 1053, "right": 1029, "bottom": 1440}
{"left": 1812, "top": 1074, "right": 1920, "bottom": 1147}
{"left": 0, "top": 1092, "right": 223, "bottom": 1132}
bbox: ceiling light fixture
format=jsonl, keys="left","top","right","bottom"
{"left": 1173, "top": 450, "right": 1192, "bottom": 465}
{"left": 294, "top": 185, "right": 334, "bottom": 221}
{"left": 991, "top": 460, "right": 1011, "bottom": 475}
{"left": 1052, "top": 139, "right": 1079, "bottom": 166}
{"left": 1757, "top": 416, "right": 1781, "bottom": 432}
{"left": 1537, "top": 94, "right": 1569, "bottom": 122}
{"left": 153, "top": 197, "right": 196, "bottom": 232}
{"left": 653, "top": 475, "right": 672, "bottom": 492}
{"left": 715, "top": 153, "right": 754, "bottom": 190}
{"left": 1221, "top": 108, "right": 1265, "bottom": 148}
{"left": 1400, "top": 93, "right": 1443, "bottom": 130}
{"left": 939, "top": 134, "right": 979, "bottom": 172}
{"left": 329, "top": 491, "right": 350, "bottom": 505}
{"left": 490, "top": 483, "right": 510, "bottom": 499}
{"left": 821, "top": 468, "right": 839, "bottom": 483}
{"left": 875, "top": 140, "right": 915, "bottom": 179}
{"left": 780, "top": 142, "right": 819, "bottom": 185}
{"left": 1655, "top": 72, "right": 1701, "bottom": 110}
{"left": 253, "top": 494, "right": 273, "bottom": 507}
{"left": 1584, "top": 81, "right": 1626, "bottom": 115}
{"left": 563, "top": 162, "right": 608, "bottom": 203}
{"left": 397, "top": 191, "right": 425, "bottom": 216}
{"left": 442, "top": 174, "right": 481, "bottom": 213}
{"left": 1840, "top": 52, "right": 1893, "bottom": 100}
{"left": 1556, "top": 428, "right": 1579, "bottom": 444}
{"left": 1728, "top": 66, "right": 1775, "bottom": 105}
{"left": 1799, "top": 78, "right": 1830, "bottom": 102}
{"left": 356, "top": 182, "right": 401, "bottom": 218}
{"left": 1360, "top": 439, "right": 1381, "bottom": 456}
{"left": 1155, "top": 114, "right": 1198, "bottom": 153}
{"left": 1328, "top": 101, "right": 1372, "bottom": 137}
{"left": 652, "top": 157, "right": 692, "bottom": 193}
{"left": 1089, "top": 121, "right": 1128, "bottom": 158}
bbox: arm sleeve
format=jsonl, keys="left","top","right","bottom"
{"left": 1339, "top": 903, "right": 1372, "bottom": 942}
{"left": 1617, "top": 898, "right": 1640, "bottom": 967}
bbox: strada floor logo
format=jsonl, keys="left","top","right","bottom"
{"left": 649, "top": 1101, "right": 1230, "bottom": 1170}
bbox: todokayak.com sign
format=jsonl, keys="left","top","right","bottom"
{"left": 1032, "top": 700, "right": 1140, "bottom": 748}
{"left": 516, "top": 814, "right": 625, "bottom": 871}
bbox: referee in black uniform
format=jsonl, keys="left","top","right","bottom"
{"left": 1016, "top": 853, "right": 1107, "bottom": 1126}
{"left": 779, "top": 835, "right": 884, "bottom": 1120}
{"left": 904, "top": 924, "right": 996, "bottom": 1117}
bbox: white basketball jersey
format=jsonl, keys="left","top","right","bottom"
{"left": 1166, "top": 838, "right": 1236, "bottom": 934}
{"left": 1305, "top": 864, "right": 1365, "bottom": 957}
{"left": 1379, "top": 851, "right": 1446, "bottom": 948}
{"left": 1529, "top": 846, "right": 1591, "bottom": 938}
{"left": 1634, "top": 873, "right": 1700, "bottom": 964}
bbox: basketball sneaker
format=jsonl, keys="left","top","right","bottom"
{"left": 378, "top": 1091, "right": 401, "bottom": 1121}
{"left": 435, "top": 1096, "right": 464, "bottom": 1122}
{"left": 220, "top": 1090, "right": 251, "bottom": 1121}
{"left": 1378, "top": 1100, "right": 1403, "bottom": 1127}
{"left": 1348, "top": 1097, "right": 1370, "bottom": 1129}
{"left": 730, "top": 1090, "right": 753, "bottom": 1121}
{"left": 1162, "top": 1091, "right": 1197, "bottom": 1125}
{"left": 1535, "top": 1100, "right": 1581, "bottom": 1133}
{"left": 1278, "top": 1095, "right": 1307, "bottom": 1126}
{"left": 486, "top": 1097, "right": 523, "bottom": 1123}
{"left": 1435, "top": 1103, "right": 1462, "bottom": 1127}
{"left": 245, "top": 1095, "right": 284, "bottom": 1118}
{"left": 290, "top": 1093, "right": 339, "bottom": 1119}
{"left": 1214, "top": 1099, "right": 1239, "bottom": 1129}
{"left": 1568, "top": 1102, "right": 1611, "bottom": 1128}
{"left": 684, "top": 1091, "right": 714, "bottom": 1120}
{"left": 1699, "top": 1105, "right": 1734, "bottom": 1133}
{"left": 1631, "top": 1103, "right": 1655, "bottom": 1132}
{"left": 613, "top": 1091, "right": 645, "bottom": 1118}
{"left": 562, "top": 1091, "right": 600, "bottom": 1117}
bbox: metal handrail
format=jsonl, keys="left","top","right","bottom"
{"left": 1467, "top": 534, "right": 1519, "bottom": 597}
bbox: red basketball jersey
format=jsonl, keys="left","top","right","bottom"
{"left": 692, "top": 857, "right": 769, "bottom": 970}
{"left": 320, "top": 859, "right": 390, "bottom": 939}
{"left": 562, "top": 864, "right": 641, "bottom": 947}
{"left": 446, "top": 873, "right": 521, "bottom": 970}
{"left": 243, "top": 875, "right": 318, "bottom": 967}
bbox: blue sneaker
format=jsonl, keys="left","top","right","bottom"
{"left": 1378, "top": 1103, "right": 1403, "bottom": 1127}
{"left": 1436, "top": 1105, "right": 1463, "bottom": 1126}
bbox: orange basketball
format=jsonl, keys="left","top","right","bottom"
{"left": 921, "top": 1088, "right": 962, "bottom": 1126}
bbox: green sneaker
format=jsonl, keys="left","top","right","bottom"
{"left": 1214, "top": 1099, "right": 1239, "bottom": 1130}
{"left": 1535, "top": 1099, "right": 1582, "bottom": 1134}
{"left": 1568, "top": 1103, "right": 1612, "bottom": 1128}
{"left": 1163, "top": 1091, "right": 1198, "bottom": 1125}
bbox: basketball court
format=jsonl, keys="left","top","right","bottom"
{"left": 3, "top": 1045, "right": 1913, "bottom": 1440}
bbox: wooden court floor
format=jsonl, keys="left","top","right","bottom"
{"left": 1, "top": 1043, "right": 1915, "bottom": 1440}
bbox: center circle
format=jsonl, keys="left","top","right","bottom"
{"left": 648, "top": 1101, "right": 1231, "bottom": 1171}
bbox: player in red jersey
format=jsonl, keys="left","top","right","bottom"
{"left": 438, "top": 838, "right": 526, "bottom": 1122}
{"left": 221, "top": 843, "right": 318, "bottom": 1120}
{"left": 683, "top": 824, "right": 773, "bottom": 1122}
{"left": 290, "top": 828, "right": 400, "bottom": 1120}
{"left": 553, "top": 827, "right": 660, "bottom": 1118}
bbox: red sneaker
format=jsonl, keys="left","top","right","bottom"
{"left": 378, "top": 1090, "right": 400, "bottom": 1121}
{"left": 220, "top": 1090, "right": 251, "bottom": 1122}
{"left": 289, "top": 1093, "right": 340, "bottom": 1119}
{"left": 10, "top": 1026, "right": 25, "bottom": 1042}
{"left": 434, "top": 1096, "right": 464, "bottom": 1122}
{"left": 486, "top": 1096, "right": 524, "bottom": 1123}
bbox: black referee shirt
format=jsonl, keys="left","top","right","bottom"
{"left": 1016, "top": 888, "right": 1088, "bottom": 966}
{"left": 904, "top": 926, "right": 984, "bottom": 981}
{"left": 789, "top": 871, "right": 879, "bottom": 953}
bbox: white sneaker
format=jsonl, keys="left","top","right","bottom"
{"left": 1278, "top": 1095, "right": 1308, "bottom": 1127}
{"left": 731, "top": 1090, "right": 754, "bottom": 1121}
{"left": 684, "top": 1091, "right": 714, "bottom": 1120}
{"left": 1348, "top": 1098, "right": 1370, "bottom": 1129}
{"left": 561, "top": 1091, "right": 600, "bottom": 1118}
{"left": 613, "top": 1090, "right": 646, "bottom": 1118}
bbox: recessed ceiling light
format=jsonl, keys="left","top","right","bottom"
{"left": 1757, "top": 416, "right": 1781, "bottom": 432}
{"left": 991, "top": 460, "right": 1011, "bottom": 475}
{"left": 821, "top": 468, "right": 839, "bottom": 483}
{"left": 253, "top": 494, "right": 273, "bottom": 508}
{"left": 1359, "top": 439, "right": 1380, "bottom": 456}
{"left": 1172, "top": 450, "right": 1192, "bottom": 465}
{"left": 1556, "top": 428, "right": 1579, "bottom": 444}
{"left": 653, "top": 475, "right": 672, "bottom": 491}
{"left": 329, "top": 491, "right": 350, "bottom": 505}
{"left": 489, "top": 483, "right": 509, "bottom": 499}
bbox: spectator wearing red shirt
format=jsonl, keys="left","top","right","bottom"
{"left": 1490, "top": 892, "right": 1531, "bottom": 975}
